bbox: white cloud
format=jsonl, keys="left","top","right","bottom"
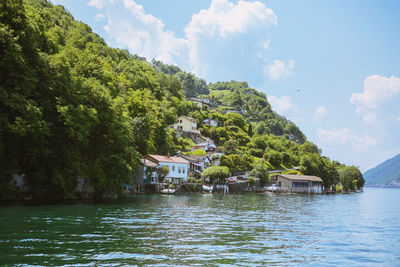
{"left": 350, "top": 75, "right": 400, "bottom": 124}
{"left": 185, "top": 0, "right": 277, "bottom": 38}
{"left": 265, "top": 60, "right": 294, "bottom": 80}
{"left": 101, "top": 0, "right": 187, "bottom": 65}
{"left": 89, "top": 0, "right": 279, "bottom": 81}
{"left": 314, "top": 106, "right": 327, "bottom": 122}
{"left": 94, "top": 13, "right": 105, "bottom": 21}
{"left": 317, "top": 128, "right": 377, "bottom": 149}
{"left": 88, "top": 0, "right": 104, "bottom": 9}
{"left": 397, "top": 117, "right": 400, "bottom": 121}
{"left": 351, "top": 75, "right": 400, "bottom": 108}
{"left": 268, "top": 95, "right": 295, "bottom": 114}
{"left": 184, "top": 0, "right": 278, "bottom": 80}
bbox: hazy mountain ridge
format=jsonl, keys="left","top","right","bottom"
{"left": 364, "top": 153, "right": 400, "bottom": 186}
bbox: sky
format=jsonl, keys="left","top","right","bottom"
{"left": 50, "top": 0, "right": 400, "bottom": 172}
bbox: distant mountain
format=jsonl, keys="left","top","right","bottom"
{"left": 364, "top": 153, "right": 400, "bottom": 186}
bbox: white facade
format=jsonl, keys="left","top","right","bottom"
{"left": 158, "top": 162, "right": 189, "bottom": 184}
{"left": 170, "top": 116, "right": 197, "bottom": 133}
{"left": 203, "top": 118, "right": 219, "bottom": 127}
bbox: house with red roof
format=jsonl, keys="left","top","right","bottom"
{"left": 144, "top": 154, "right": 190, "bottom": 185}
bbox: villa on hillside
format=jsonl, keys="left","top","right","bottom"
{"left": 191, "top": 139, "right": 216, "bottom": 153}
{"left": 169, "top": 115, "right": 198, "bottom": 134}
{"left": 203, "top": 118, "right": 219, "bottom": 127}
{"left": 270, "top": 174, "right": 323, "bottom": 193}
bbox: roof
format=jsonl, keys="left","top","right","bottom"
{"left": 177, "top": 115, "right": 197, "bottom": 123}
{"left": 145, "top": 154, "right": 190, "bottom": 165}
{"left": 188, "top": 97, "right": 211, "bottom": 105}
{"left": 141, "top": 158, "right": 159, "bottom": 168}
{"left": 180, "top": 155, "right": 207, "bottom": 162}
{"left": 275, "top": 174, "right": 323, "bottom": 182}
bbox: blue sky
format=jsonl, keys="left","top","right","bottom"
{"left": 51, "top": 0, "right": 400, "bottom": 171}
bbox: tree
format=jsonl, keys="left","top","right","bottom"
{"left": 219, "top": 154, "right": 253, "bottom": 174}
{"left": 182, "top": 73, "right": 196, "bottom": 98}
{"left": 224, "top": 113, "right": 246, "bottom": 130}
{"left": 202, "top": 166, "right": 230, "bottom": 184}
{"left": 248, "top": 176, "right": 256, "bottom": 187}
{"left": 338, "top": 166, "right": 364, "bottom": 191}
{"left": 250, "top": 164, "right": 269, "bottom": 186}
{"left": 187, "top": 149, "right": 206, "bottom": 156}
{"left": 157, "top": 165, "right": 170, "bottom": 184}
{"left": 267, "top": 150, "right": 282, "bottom": 166}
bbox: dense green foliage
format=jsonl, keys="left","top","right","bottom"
{"left": 250, "top": 162, "right": 269, "bottom": 186}
{"left": 338, "top": 166, "right": 364, "bottom": 191}
{"left": 0, "top": 0, "right": 364, "bottom": 199}
{"left": 0, "top": 0, "right": 182, "bottom": 199}
{"left": 202, "top": 166, "right": 230, "bottom": 183}
{"left": 363, "top": 153, "right": 400, "bottom": 185}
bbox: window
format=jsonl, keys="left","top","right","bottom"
{"left": 183, "top": 168, "right": 185, "bottom": 173}
{"left": 172, "top": 166, "right": 175, "bottom": 171}
{"left": 178, "top": 166, "right": 181, "bottom": 173}
{"left": 292, "top": 181, "right": 309, "bottom": 188}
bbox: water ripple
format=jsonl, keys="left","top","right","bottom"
{"left": 1, "top": 188, "right": 400, "bottom": 265}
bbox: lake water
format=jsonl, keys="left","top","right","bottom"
{"left": 1, "top": 188, "right": 400, "bottom": 266}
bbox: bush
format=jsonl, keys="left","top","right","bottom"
{"left": 267, "top": 150, "right": 282, "bottom": 166}
{"left": 247, "top": 177, "right": 256, "bottom": 187}
{"left": 281, "top": 152, "right": 291, "bottom": 165}
{"left": 187, "top": 177, "right": 196, "bottom": 183}
{"left": 196, "top": 178, "right": 203, "bottom": 184}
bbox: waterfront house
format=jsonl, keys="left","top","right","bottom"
{"left": 270, "top": 174, "right": 323, "bottom": 193}
{"left": 169, "top": 116, "right": 198, "bottom": 133}
{"left": 180, "top": 155, "right": 211, "bottom": 179}
{"left": 145, "top": 154, "right": 190, "bottom": 185}
{"left": 135, "top": 158, "right": 159, "bottom": 185}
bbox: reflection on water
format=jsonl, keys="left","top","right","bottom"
{"left": 1, "top": 188, "right": 400, "bottom": 265}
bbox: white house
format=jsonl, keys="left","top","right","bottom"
{"left": 136, "top": 158, "right": 159, "bottom": 185}
{"left": 191, "top": 139, "right": 216, "bottom": 152}
{"left": 203, "top": 118, "right": 219, "bottom": 127}
{"left": 169, "top": 116, "right": 198, "bottom": 133}
{"left": 145, "top": 154, "right": 190, "bottom": 185}
{"left": 180, "top": 155, "right": 211, "bottom": 179}
{"left": 188, "top": 97, "right": 211, "bottom": 108}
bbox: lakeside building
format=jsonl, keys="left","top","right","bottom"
{"left": 270, "top": 174, "right": 323, "bottom": 193}
{"left": 180, "top": 155, "right": 211, "bottom": 179}
{"left": 136, "top": 158, "right": 159, "bottom": 185}
{"left": 144, "top": 154, "right": 190, "bottom": 185}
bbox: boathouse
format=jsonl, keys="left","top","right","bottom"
{"left": 271, "top": 174, "right": 323, "bottom": 193}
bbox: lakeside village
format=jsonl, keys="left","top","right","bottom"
{"left": 128, "top": 97, "right": 339, "bottom": 195}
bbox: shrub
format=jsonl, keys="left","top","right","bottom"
{"left": 248, "top": 177, "right": 256, "bottom": 187}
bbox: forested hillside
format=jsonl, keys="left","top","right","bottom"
{"left": 364, "top": 153, "right": 400, "bottom": 186}
{"left": 0, "top": 0, "right": 364, "bottom": 199}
